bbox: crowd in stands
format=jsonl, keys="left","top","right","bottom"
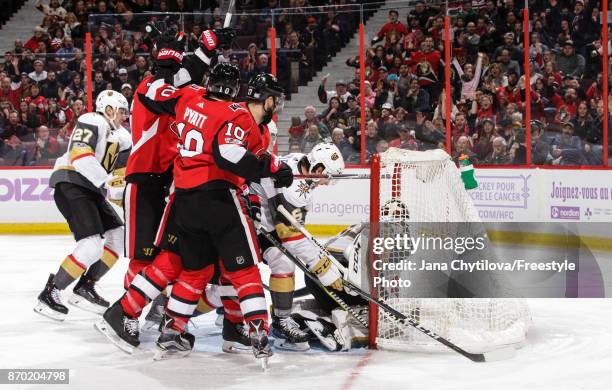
{"left": 1, "top": 0, "right": 611, "bottom": 167}
{"left": 0, "top": 0, "right": 366, "bottom": 165}
{"left": 286, "top": 0, "right": 610, "bottom": 166}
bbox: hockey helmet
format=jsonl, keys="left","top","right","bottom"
{"left": 246, "top": 72, "right": 285, "bottom": 111}
{"left": 206, "top": 62, "right": 240, "bottom": 100}
{"left": 306, "top": 143, "right": 345, "bottom": 175}
{"left": 95, "top": 90, "right": 129, "bottom": 129}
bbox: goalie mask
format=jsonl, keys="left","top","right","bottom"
{"left": 306, "top": 143, "right": 345, "bottom": 178}
{"left": 96, "top": 90, "right": 129, "bottom": 130}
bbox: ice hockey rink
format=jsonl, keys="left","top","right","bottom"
{"left": 2, "top": 235, "right": 612, "bottom": 390}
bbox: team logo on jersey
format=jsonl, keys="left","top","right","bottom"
{"left": 235, "top": 256, "right": 245, "bottom": 265}
{"left": 296, "top": 181, "right": 311, "bottom": 198}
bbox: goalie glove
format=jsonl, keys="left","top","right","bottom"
{"left": 309, "top": 255, "right": 343, "bottom": 291}
{"left": 105, "top": 171, "right": 125, "bottom": 207}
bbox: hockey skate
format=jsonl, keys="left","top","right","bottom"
{"left": 249, "top": 319, "right": 273, "bottom": 370}
{"left": 95, "top": 301, "right": 140, "bottom": 354}
{"left": 154, "top": 315, "right": 195, "bottom": 361}
{"left": 34, "top": 274, "right": 68, "bottom": 321}
{"left": 303, "top": 316, "right": 345, "bottom": 352}
{"left": 142, "top": 294, "right": 167, "bottom": 331}
{"left": 68, "top": 275, "right": 109, "bottom": 314}
{"left": 271, "top": 314, "right": 310, "bottom": 351}
{"left": 221, "top": 317, "right": 251, "bottom": 353}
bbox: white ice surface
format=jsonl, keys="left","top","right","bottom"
{"left": 1, "top": 235, "right": 612, "bottom": 390}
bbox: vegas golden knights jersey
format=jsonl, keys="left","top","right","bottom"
{"left": 50, "top": 112, "right": 131, "bottom": 194}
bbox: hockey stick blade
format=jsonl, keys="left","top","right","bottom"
{"left": 342, "top": 282, "right": 515, "bottom": 362}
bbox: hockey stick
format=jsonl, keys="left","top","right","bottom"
{"left": 277, "top": 205, "right": 348, "bottom": 273}
{"left": 293, "top": 173, "right": 371, "bottom": 180}
{"left": 223, "top": 0, "right": 236, "bottom": 28}
{"left": 258, "top": 229, "right": 369, "bottom": 328}
{"left": 276, "top": 206, "right": 516, "bottom": 362}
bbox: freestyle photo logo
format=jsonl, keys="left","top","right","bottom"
{"left": 0, "top": 178, "right": 54, "bottom": 202}
{"left": 550, "top": 206, "right": 580, "bottom": 220}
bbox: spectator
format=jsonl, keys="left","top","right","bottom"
{"left": 56, "top": 60, "right": 73, "bottom": 87}
{"left": 128, "top": 56, "right": 149, "bottom": 84}
{"left": 401, "top": 78, "right": 430, "bottom": 113}
{"left": 18, "top": 98, "right": 41, "bottom": 130}
{"left": 551, "top": 122, "right": 584, "bottom": 166}
{"left": 29, "top": 60, "right": 48, "bottom": 83}
{"left": 343, "top": 95, "right": 361, "bottom": 137}
{"left": 318, "top": 75, "right": 352, "bottom": 107}
{"left": 331, "top": 127, "right": 352, "bottom": 160}
{"left": 555, "top": 41, "right": 585, "bottom": 79}
{"left": 288, "top": 116, "right": 305, "bottom": 143}
{"left": 121, "top": 83, "right": 133, "bottom": 106}
{"left": 34, "top": 125, "right": 60, "bottom": 163}
{"left": 472, "top": 118, "right": 496, "bottom": 161}
{"left": 24, "top": 26, "right": 48, "bottom": 52}
{"left": 0, "top": 77, "right": 22, "bottom": 108}
{"left": 56, "top": 37, "right": 77, "bottom": 59}
{"left": 300, "top": 124, "right": 324, "bottom": 153}
{"left": 0, "top": 135, "right": 30, "bottom": 166}
{"left": 1, "top": 110, "right": 32, "bottom": 141}
{"left": 376, "top": 139, "right": 390, "bottom": 154}
{"left": 40, "top": 71, "right": 61, "bottom": 100}
{"left": 35, "top": 0, "right": 67, "bottom": 19}
{"left": 42, "top": 98, "right": 66, "bottom": 128}
{"left": 452, "top": 135, "right": 479, "bottom": 164}
{"left": 389, "top": 126, "right": 418, "bottom": 150}
{"left": 321, "top": 97, "right": 344, "bottom": 134}
{"left": 484, "top": 136, "right": 512, "bottom": 164}
{"left": 363, "top": 120, "right": 381, "bottom": 156}
{"left": 530, "top": 120, "right": 552, "bottom": 165}
{"left": 373, "top": 10, "right": 408, "bottom": 47}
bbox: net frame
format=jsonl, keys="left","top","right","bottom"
{"left": 368, "top": 148, "right": 531, "bottom": 353}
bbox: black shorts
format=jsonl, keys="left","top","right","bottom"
{"left": 174, "top": 188, "right": 260, "bottom": 272}
{"left": 54, "top": 182, "right": 123, "bottom": 241}
{"left": 154, "top": 188, "right": 180, "bottom": 256}
{"left": 124, "top": 181, "right": 170, "bottom": 261}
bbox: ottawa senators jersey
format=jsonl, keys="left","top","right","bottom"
{"left": 172, "top": 98, "right": 269, "bottom": 190}
{"left": 125, "top": 77, "right": 206, "bottom": 181}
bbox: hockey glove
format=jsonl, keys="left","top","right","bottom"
{"left": 259, "top": 153, "right": 293, "bottom": 188}
{"left": 247, "top": 193, "right": 262, "bottom": 224}
{"left": 309, "top": 255, "right": 343, "bottom": 291}
{"left": 199, "top": 28, "right": 236, "bottom": 57}
{"left": 154, "top": 29, "right": 185, "bottom": 70}
{"left": 105, "top": 173, "right": 125, "bottom": 207}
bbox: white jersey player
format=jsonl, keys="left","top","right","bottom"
{"left": 251, "top": 143, "right": 345, "bottom": 350}
{"left": 34, "top": 90, "right": 131, "bottom": 321}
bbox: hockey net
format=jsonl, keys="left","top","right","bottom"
{"left": 368, "top": 148, "right": 530, "bottom": 353}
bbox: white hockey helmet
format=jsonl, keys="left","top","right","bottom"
{"left": 267, "top": 120, "right": 278, "bottom": 152}
{"left": 96, "top": 90, "right": 129, "bottom": 129}
{"left": 307, "top": 143, "right": 345, "bottom": 175}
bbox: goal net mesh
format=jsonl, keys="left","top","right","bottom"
{"left": 373, "top": 148, "right": 530, "bottom": 353}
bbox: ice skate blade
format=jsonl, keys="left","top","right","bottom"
{"left": 222, "top": 340, "right": 251, "bottom": 354}
{"left": 153, "top": 348, "right": 192, "bottom": 361}
{"left": 33, "top": 301, "right": 66, "bottom": 321}
{"left": 273, "top": 338, "right": 310, "bottom": 352}
{"left": 260, "top": 356, "right": 269, "bottom": 371}
{"left": 481, "top": 347, "right": 517, "bottom": 362}
{"left": 68, "top": 295, "right": 107, "bottom": 315}
{"left": 94, "top": 319, "right": 136, "bottom": 354}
